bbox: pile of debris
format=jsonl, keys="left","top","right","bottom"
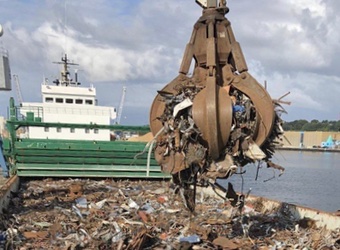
{"left": 1, "top": 178, "right": 339, "bottom": 249}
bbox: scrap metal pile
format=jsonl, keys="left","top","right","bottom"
{"left": 1, "top": 179, "right": 340, "bottom": 249}
{"left": 150, "top": 0, "right": 287, "bottom": 211}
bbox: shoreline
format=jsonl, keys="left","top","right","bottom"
{"left": 276, "top": 147, "right": 340, "bottom": 153}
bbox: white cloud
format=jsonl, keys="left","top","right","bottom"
{"left": 289, "top": 0, "right": 326, "bottom": 17}
{"left": 0, "top": 0, "right": 339, "bottom": 124}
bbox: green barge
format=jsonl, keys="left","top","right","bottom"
{"left": 1, "top": 98, "right": 169, "bottom": 179}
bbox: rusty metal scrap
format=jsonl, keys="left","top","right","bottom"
{"left": 1, "top": 178, "right": 339, "bottom": 249}
{"left": 149, "top": 0, "right": 286, "bottom": 209}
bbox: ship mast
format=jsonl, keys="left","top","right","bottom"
{"left": 53, "top": 54, "right": 79, "bottom": 86}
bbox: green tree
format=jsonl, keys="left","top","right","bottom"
{"left": 301, "top": 122, "right": 318, "bottom": 131}
{"left": 283, "top": 119, "right": 340, "bottom": 131}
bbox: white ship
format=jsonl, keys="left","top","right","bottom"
{"left": 19, "top": 54, "right": 117, "bottom": 141}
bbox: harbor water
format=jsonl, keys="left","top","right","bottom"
{"left": 220, "top": 150, "right": 340, "bottom": 213}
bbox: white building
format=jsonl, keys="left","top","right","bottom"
{"left": 19, "top": 55, "right": 116, "bottom": 141}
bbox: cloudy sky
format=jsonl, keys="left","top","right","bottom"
{"left": 0, "top": 0, "right": 339, "bottom": 125}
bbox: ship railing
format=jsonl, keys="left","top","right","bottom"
{"left": 15, "top": 105, "right": 113, "bottom": 122}
{"left": 43, "top": 106, "right": 112, "bottom": 116}
{"left": 15, "top": 106, "right": 44, "bottom": 121}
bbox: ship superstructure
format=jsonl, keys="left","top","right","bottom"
{"left": 19, "top": 54, "right": 116, "bottom": 141}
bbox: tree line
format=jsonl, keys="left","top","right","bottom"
{"left": 282, "top": 120, "right": 340, "bottom": 131}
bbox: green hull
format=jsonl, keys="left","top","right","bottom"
{"left": 3, "top": 138, "right": 168, "bottom": 178}
{"left": 2, "top": 98, "right": 169, "bottom": 178}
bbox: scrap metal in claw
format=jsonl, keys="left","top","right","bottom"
{"left": 149, "top": 0, "right": 286, "bottom": 211}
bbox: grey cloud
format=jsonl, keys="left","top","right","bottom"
{"left": 0, "top": 0, "right": 339, "bottom": 124}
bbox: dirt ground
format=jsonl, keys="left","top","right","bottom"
{"left": 0, "top": 178, "right": 339, "bottom": 249}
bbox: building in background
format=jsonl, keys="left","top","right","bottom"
{"left": 280, "top": 131, "right": 340, "bottom": 149}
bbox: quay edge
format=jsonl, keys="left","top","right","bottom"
{"left": 199, "top": 186, "right": 340, "bottom": 231}
{"left": 276, "top": 146, "right": 340, "bottom": 153}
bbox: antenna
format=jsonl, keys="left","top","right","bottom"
{"left": 116, "top": 86, "right": 127, "bottom": 124}
{"left": 13, "top": 75, "right": 23, "bottom": 104}
{"left": 53, "top": 54, "right": 79, "bottom": 85}
{"left": 63, "top": 0, "right": 68, "bottom": 55}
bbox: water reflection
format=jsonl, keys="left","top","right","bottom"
{"left": 218, "top": 150, "right": 340, "bottom": 212}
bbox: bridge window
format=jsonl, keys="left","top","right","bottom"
{"left": 85, "top": 99, "right": 93, "bottom": 105}
{"left": 94, "top": 128, "right": 99, "bottom": 134}
{"left": 57, "top": 127, "right": 62, "bottom": 133}
{"left": 56, "top": 98, "right": 63, "bottom": 103}
{"left": 75, "top": 99, "right": 83, "bottom": 104}
{"left": 85, "top": 128, "right": 90, "bottom": 134}
{"left": 45, "top": 97, "right": 53, "bottom": 103}
{"left": 66, "top": 98, "right": 73, "bottom": 104}
{"left": 44, "top": 127, "right": 49, "bottom": 132}
{"left": 70, "top": 128, "right": 75, "bottom": 133}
